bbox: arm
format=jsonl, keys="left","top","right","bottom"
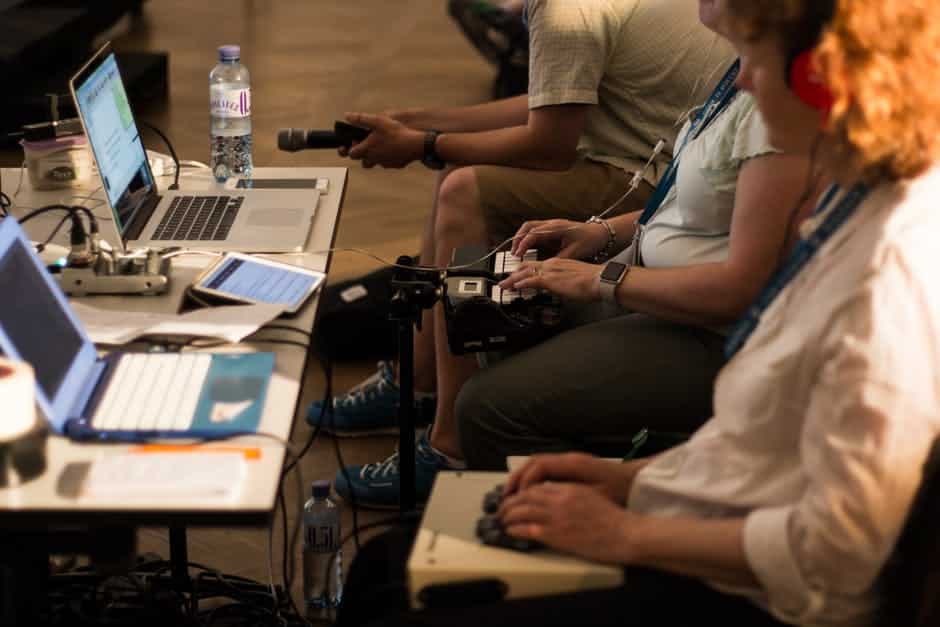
{"left": 345, "top": 102, "right": 588, "bottom": 171}
{"left": 501, "top": 153, "right": 818, "bottom": 311}
{"left": 433, "top": 102, "right": 588, "bottom": 170}
{"left": 506, "top": 452, "right": 655, "bottom": 505}
{"left": 393, "top": 95, "right": 529, "bottom": 133}
{"left": 501, "top": 480, "right": 757, "bottom": 587}
{"left": 739, "top": 298, "right": 938, "bottom": 621}
{"left": 613, "top": 152, "right": 819, "bottom": 326}
{"left": 509, "top": 210, "right": 642, "bottom": 260}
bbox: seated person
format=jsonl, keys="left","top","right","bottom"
{"left": 337, "top": 0, "right": 940, "bottom": 625}
{"left": 321, "top": 2, "right": 819, "bottom": 506}
{"left": 314, "top": 0, "right": 734, "bottom": 433}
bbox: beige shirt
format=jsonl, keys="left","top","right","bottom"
{"left": 526, "top": 0, "right": 735, "bottom": 185}
{"left": 629, "top": 167, "right": 940, "bottom": 626}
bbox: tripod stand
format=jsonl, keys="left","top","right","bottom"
{"left": 388, "top": 256, "right": 442, "bottom": 514}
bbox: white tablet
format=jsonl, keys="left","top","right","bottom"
{"left": 192, "top": 252, "right": 326, "bottom": 314}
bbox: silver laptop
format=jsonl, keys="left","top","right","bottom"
{"left": 70, "top": 42, "right": 318, "bottom": 253}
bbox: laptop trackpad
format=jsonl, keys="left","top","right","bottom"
{"left": 245, "top": 208, "right": 304, "bottom": 227}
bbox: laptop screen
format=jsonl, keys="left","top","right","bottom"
{"left": 0, "top": 219, "right": 98, "bottom": 430}
{"left": 72, "top": 47, "right": 156, "bottom": 236}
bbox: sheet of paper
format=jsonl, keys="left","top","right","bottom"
{"left": 83, "top": 452, "right": 246, "bottom": 500}
{"left": 72, "top": 301, "right": 285, "bottom": 345}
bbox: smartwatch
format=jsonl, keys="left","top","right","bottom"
{"left": 422, "top": 130, "right": 445, "bottom": 170}
{"left": 599, "top": 260, "right": 629, "bottom": 305}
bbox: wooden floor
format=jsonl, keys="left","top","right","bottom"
{"left": 7, "top": 0, "right": 495, "bottom": 607}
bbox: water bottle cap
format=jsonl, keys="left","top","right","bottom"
{"left": 312, "top": 480, "right": 331, "bottom": 499}
{"left": 218, "top": 45, "right": 241, "bottom": 62}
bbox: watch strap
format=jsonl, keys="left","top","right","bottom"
{"left": 599, "top": 260, "right": 629, "bottom": 305}
{"left": 423, "top": 130, "right": 445, "bottom": 170}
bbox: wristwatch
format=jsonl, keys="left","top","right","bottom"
{"left": 599, "top": 260, "right": 630, "bottom": 305}
{"left": 421, "top": 130, "right": 445, "bottom": 170}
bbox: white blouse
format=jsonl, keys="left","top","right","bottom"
{"left": 629, "top": 167, "right": 940, "bottom": 626}
{"left": 639, "top": 92, "right": 776, "bottom": 270}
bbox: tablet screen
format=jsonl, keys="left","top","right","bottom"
{"left": 201, "top": 256, "right": 322, "bottom": 309}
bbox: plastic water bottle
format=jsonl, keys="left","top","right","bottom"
{"left": 209, "top": 44, "right": 253, "bottom": 181}
{"left": 303, "top": 480, "right": 343, "bottom": 618}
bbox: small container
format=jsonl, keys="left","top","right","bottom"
{"left": 21, "top": 135, "right": 94, "bottom": 190}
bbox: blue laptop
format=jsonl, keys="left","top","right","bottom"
{"left": 0, "top": 218, "right": 275, "bottom": 441}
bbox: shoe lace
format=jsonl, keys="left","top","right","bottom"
{"left": 339, "top": 361, "right": 393, "bottom": 406}
{"left": 359, "top": 433, "right": 439, "bottom": 480}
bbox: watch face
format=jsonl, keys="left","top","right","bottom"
{"left": 601, "top": 262, "right": 627, "bottom": 282}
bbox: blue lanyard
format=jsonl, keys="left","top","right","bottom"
{"left": 724, "top": 183, "right": 869, "bottom": 359}
{"left": 638, "top": 60, "right": 741, "bottom": 226}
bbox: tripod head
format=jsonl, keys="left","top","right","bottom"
{"left": 389, "top": 255, "right": 442, "bottom": 331}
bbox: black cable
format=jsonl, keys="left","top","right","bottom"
{"left": 278, "top": 349, "right": 332, "bottom": 627}
{"left": 17, "top": 203, "right": 80, "bottom": 225}
{"left": 279, "top": 488, "right": 306, "bottom": 623}
{"left": 283, "top": 350, "right": 330, "bottom": 476}
{"left": 251, "top": 338, "right": 311, "bottom": 350}
{"left": 330, "top": 404, "right": 360, "bottom": 553}
{"left": 263, "top": 324, "right": 313, "bottom": 339}
{"left": 36, "top": 213, "right": 72, "bottom": 252}
{"left": 313, "top": 348, "right": 361, "bottom": 552}
{"left": 138, "top": 120, "right": 182, "bottom": 190}
{"left": 15, "top": 204, "right": 90, "bottom": 258}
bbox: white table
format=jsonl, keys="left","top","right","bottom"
{"left": 0, "top": 165, "right": 346, "bottom": 526}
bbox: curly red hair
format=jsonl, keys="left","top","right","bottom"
{"left": 724, "top": 0, "right": 940, "bottom": 183}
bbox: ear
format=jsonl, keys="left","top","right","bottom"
{"left": 788, "top": 50, "right": 834, "bottom": 114}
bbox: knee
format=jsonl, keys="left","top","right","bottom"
{"left": 455, "top": 373, "right": 510, "bottom": 471}
{"left": 434, "top": 167, "right": 482, "bottom": 244}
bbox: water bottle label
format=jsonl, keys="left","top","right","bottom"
{"left": 210, "top": 86, "right": 251, "bottom": 118}
{"left": 305, "top": 524, "right": 337, "bottom": 552}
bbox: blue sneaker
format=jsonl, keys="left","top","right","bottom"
{"left": 307, "top": 361, "right": 435, "bottom": 437}
{"left": 334, "top": 431, "right": 459, "bottom": 509}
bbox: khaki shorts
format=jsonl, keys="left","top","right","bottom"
{"left": 475, "top": 158, "right": 653, "bottom": 244}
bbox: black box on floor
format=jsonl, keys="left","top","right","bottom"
{"left": 314, "top": 264, "right": 410, "bottom": 360}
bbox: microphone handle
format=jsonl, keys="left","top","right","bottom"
{"left": 306, "top": 131, "right": 343, "bottom": 149}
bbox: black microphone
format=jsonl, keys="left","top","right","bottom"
{"left": 277, "top": 128, "right": 342, "bottom": 151}
{"left": 277, "top": 121, "right": 371, "bottom": 152}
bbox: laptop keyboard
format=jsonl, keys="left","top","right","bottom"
{"left": 91, "top": 353, "right": 212, "bottom": 432}
{"left": 151, "top": 195, "right": 244, "bottom": 241}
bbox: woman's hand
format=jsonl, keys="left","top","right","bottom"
{"left": 498, "top": 482, "right": 639, "bottom": 564}
{"left": 499, "top": 257, "right": 603, "bottom": 303}
{"left": 511, "top": 218, "right": 609, "bottom": 259}
{"left": 505, "top": 452, "right": 638, "bottom": 505}
{"left": 340, "top": 112, "right": 425, "bottom": 168}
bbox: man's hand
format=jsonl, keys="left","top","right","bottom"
{"left": 511, "top": 218, "right": 609, "bottom": 260}
{"left": 341, "top": 112, "right": 425, "bottom": 169}
{"left": 498, "top": 482, "right": 639, "bottom": 564}
{"left": 505, "top": 452, "right": 637, "bottom": 505}
{"left": 499, "top": 257, "right": 603, "bottom": 303}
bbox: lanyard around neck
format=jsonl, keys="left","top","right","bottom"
{"left": 637, "top": 60, "right": 741, "bottom": 227}
{"left": 724, "top": 183, "right": 869, "bottom": 359}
